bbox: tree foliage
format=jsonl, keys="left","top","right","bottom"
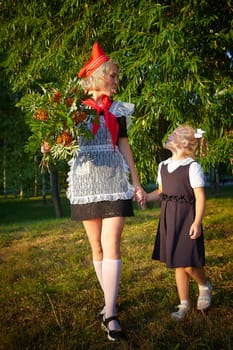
{"left": 0, "top": 77, "right": 33, "bottom": 196}
{"left": 0, "top": 0, "right": 232, "bottom": 184}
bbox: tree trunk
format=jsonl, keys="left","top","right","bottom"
{"left": 209, "top": 166, "right": 220, "bottom": 193}
{"left": 42, "top": 173, "right": 47, "bottom": 204}
{"left": 3, "top": 151, "right": 7, "bottom": 198}
{"left": 34, "top": 156, "right": 38, "bottom": 197}
{"left": 19, "top": 181, "right": 23, "bottom": 199}
{"left": 50, "top": 170, "right": 63, "bottom": 218}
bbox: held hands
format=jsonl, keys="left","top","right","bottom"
{"left": 189, "top": 222, "right": 202, "bottom": 239}
{"left": 135, "top": 185, "right": 147, "bottom": 209}
{"left": 134, "top": 186, "right": 161, "bottom": 208}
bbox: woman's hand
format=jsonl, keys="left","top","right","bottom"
{"left": 135, "top": 185, "right": 147, "bottom": 209}
{"left": 41, "top": 141, "right": 51, "bottom": 154}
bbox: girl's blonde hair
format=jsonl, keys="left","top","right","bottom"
{"left": 172, "top": 125, "right": 201, "bottom": 157}
{"left": 79, "top": 59, "right": 119, "bottom": 91}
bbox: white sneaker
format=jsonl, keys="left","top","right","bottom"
{"left": 171, "top": 304, "right": 189, "bottom": 321}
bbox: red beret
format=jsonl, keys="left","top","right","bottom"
{"left": 78, "top": 42, "right": 109, "bottom": 78}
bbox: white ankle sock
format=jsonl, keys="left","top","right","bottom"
{"left": 102, "top": 258, "right": 121, "bottom": 330}
{"left": 199, "top": 283, "right": 208, "bottom": 290}
{"left": 198, "top": 282, "right": 212, "bottom": 297}
{"left": 180, "top": 300, "right": 189, "bottom": 308}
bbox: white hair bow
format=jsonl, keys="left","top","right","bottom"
{"left": 194, "top": 128, "right": 206, "bottom": 138}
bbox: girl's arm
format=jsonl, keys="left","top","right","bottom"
{"left": 146, "top": 186, "right": 162, "bottom": 202}
{"left": 189, "top": 186, "right": 206, "bottom": 239}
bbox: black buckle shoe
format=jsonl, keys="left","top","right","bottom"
{"left": 101, "top": 316, "right": 125, "bottom": 342}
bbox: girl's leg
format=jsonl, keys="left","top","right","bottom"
{"left": 185, "top": 267, "right": 212, "bottom": 310}
{"left": 171, "top": 268, "right": 190, "bottom": 320}
{"left": 175, "top": 267, "right": 190, "bottom": 301}
{"left": 184, "top": 266, "right": 206, "bottom": 285}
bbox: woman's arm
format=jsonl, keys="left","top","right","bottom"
{"left": 146, "top": 161, "right": 162, "bottom": 202}
{"left": 118, "top": 137, "right": 146, "bottom": 206}
{"left": 118, "top": 137, "right": 140, "bottom": 187}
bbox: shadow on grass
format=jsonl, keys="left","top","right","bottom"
{"left": 0, "top": 196, "right": 71, "bottom": 225}
{"left": 0, "top": 185, "right": 232, "bottom": 225}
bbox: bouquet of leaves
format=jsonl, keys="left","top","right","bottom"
{"left": 19, "top": 78, "right": 98, "bottom": 169}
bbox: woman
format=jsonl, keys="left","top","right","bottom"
{"left": 66, "top": 42, "right": 145, "bottom": 341}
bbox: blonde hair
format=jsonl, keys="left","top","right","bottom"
{"left": 172, "top": 125, "right": 199, "bottom": 157}
{"left": 79, "top": 59, "right": 119, "bottom": 91}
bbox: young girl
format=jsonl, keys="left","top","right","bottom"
{"left": 146, "top": 125, "right": 212, "bottom": 321}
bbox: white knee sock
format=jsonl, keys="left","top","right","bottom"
{"left": 102, "top": 258, "right": 122, "bottom": 330}
{"left": 93, "top": 260, "right": 104, "bottom": 291}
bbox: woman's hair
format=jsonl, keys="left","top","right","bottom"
{"left": 172, "top": 125, "right": 201, "bottom": 157}
{"left": 79, "top": 59, "right": 119, "bottom": 91}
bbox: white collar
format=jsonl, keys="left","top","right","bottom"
{"left": 163, "top": 157, "right": 194, "bottom": 165}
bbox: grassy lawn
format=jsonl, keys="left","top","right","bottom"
{"left": 0, "top": 186, "right": 233, "bottom": 350}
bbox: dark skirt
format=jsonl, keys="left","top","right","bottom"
{"left": 71, "top": 199, "right": 134, "bottom": 220}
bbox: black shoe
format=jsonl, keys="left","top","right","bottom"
{"left": 101, "top": 316, "right": 125, "bottom": 342}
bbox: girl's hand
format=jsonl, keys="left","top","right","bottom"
{"left": 189, "top": 222, "right": 202, "bottom": 239}
{"left": 41, "top": 141, "right": 51, "bottom": 154}
{"left": 135, "top": 185, "right": 147, "bottom": 209}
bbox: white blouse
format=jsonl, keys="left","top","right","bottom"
{"left": 157, "top": 157, "right": 205, "bottom": 188}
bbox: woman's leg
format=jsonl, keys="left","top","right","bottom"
{"left": 101, "top": 216, "right": 125, "bottom": 260}
{"left": 83, "top": 219, "right": 104, "bottom": 289}
{"left": 83, "top": 217, "right": 125, "bottom": 331}
{"left": 101, "top": 217, "right": 125, "bottom": 330}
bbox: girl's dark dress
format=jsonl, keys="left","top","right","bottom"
{"left": 152, "top": 163, "right": 205, "bottom": 268}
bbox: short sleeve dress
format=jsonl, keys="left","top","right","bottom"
{"left": 152, "top": 157, "right": 206, "bottom": 268}
{"left": 66, "top": 101, "right": 135, "bottom": 220}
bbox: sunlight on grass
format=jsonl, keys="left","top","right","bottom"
{"left": 0, "top": 188, "right": 233, "bottom": 349}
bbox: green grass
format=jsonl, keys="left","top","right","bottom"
{"left": 0, "top": 186, "right": 233, "bottom": 350}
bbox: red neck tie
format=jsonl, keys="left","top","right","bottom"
{"left": 82, "top": 95, "right": 119, "bottom": 150}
